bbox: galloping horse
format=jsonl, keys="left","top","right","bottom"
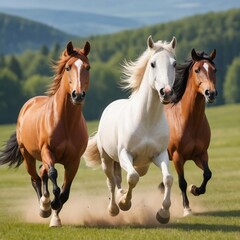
{"left": 163, "top": 48, "right": 217, "bottom": 216}
{"left": 0, "top": 41, "right": 91, "bottom": 227}
{"left": 84, "top": 36, "right": 178, "bottom": 224}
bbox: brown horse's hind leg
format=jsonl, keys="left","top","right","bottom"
{"left": 191, "top": 153, "right": 212, "bottom": 196}
{"left": 173, "top": 158, "right": 192, "bottom": 216}
{"left": 20, "top": 148, "right": 45, "bottom": 215}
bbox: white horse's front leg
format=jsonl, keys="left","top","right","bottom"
{"left": 102, "top": 158, "right": 120, "bottom": 216}
{"left": 153, "top": 150, "right": 173, "bottom": 224}
{"left": 118, "top": 149, "right": 139, "bottom": 211}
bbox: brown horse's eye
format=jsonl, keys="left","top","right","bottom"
{"left": 66, "top": 65, "right": 71, "bottom": 71}
{"left": 86, "top": 65, "right": 91, "bottom": 71}
{"left": 195, "top": 67, "right": 200, "bottom": 73}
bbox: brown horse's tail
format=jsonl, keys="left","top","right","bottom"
{"left": 83, "top": 133, "right": 101, "bottom": 167}
{"left": 0, "top": 132, "right": 24, "bottom": 168}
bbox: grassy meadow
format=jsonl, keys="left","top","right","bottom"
{"left": 0, "top": 104, "right": 239, "bottom": 240}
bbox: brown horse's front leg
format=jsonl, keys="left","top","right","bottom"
{"left": 48, "top": 166, "right": 61, "bottom": 210}
{"left": 41, "top": 146, "right": 61, "bottom": 210}
{"left": 191, "top": 154, "right": 212, "bottom": 196}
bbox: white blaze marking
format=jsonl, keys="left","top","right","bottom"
{"left": 74, "top": 59, "right": 83, "bottom": 89}
{"left": 203, "top": 62, "right": 209, "bottom": 73}
{"left": 74, "top": 59, "right": 83, "bottom": 71}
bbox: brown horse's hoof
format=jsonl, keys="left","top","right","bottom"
{"left": 189, "top": 184, "right": 200, "bottom": 196}
{"left": 118, "top": 197, "right": 132, "bottom": 211}
{"left": 39, "top": 208, "right": 52, "bottom": 218}
{"left": 156, "top": 209, "right": 170, "bottom": 224}
{"left": 108, "top": 204, "right": 120, "bottom": 216}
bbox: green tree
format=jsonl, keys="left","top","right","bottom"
{"left": 23, "top": 75, "right": 51, "bottom": 97}
{"left": 0, "top": 68, "right": 23, "bottom": 123}
{"left": 8, "top": 55, "right": 23, "bottom": 80}
{"left": 224, "top": 57, "right": 240, "bottom": 103}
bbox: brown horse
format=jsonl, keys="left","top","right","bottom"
{"left": 0, "top": 41, "right": 91, "bottom": 227}
{"left": 162, "top": 48, "right": 217, "bottom": 216}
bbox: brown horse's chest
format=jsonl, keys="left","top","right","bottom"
{"left": 177, "top": 126, "right": 210, "bottom": 159}
{"left": 50, "top": 128, "right": 88, "bottom": 164}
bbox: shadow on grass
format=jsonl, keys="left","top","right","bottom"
{"left": 74, "top": 209, "right": 240, "bottom": 233}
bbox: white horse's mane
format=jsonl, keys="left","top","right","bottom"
{"left": 121, "top": 39, "right": 175, "bottom": 94}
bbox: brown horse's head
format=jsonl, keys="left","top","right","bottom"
{"left": 191, "top": 49, "right": 217, "bottom": 103}
{"left": 63, "top": 41, "right": 91, "bottom": 105}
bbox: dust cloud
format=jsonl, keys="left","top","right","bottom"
{"left": 21, "top": 189, "right": 206, "bottom": 227}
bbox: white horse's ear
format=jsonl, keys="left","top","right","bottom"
{"left": 170, "top": 36, "right": 177, "bottom": 49}
{"left": 147, "top": 35, "right": 155, "bottom": 49}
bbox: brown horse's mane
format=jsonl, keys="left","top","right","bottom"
{"left": 172, "top": 51, "right": 215, "bottom": 104}
{"left": 46, "top": 48, "right": 82, "bottom": 96}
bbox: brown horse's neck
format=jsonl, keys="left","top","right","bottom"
{"left": 180, "top": 74, "right": 206, "bottom": 125}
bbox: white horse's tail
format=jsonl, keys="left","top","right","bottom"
{"left": 83, "top": 133, "right": 101, "bottom": 167}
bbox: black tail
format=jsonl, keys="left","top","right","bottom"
{"left": 0, "top": 132, "right": 24, "bottom": 168}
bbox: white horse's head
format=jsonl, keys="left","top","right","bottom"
{"left": 147, "top": 36, "right": 177, "bottom": 104}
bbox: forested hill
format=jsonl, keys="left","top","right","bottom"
{"left": 85, "top": 8, "right": 240, "bottom": 110}
{"left": 0, "top": 9, "right": 240, "bottom": 123}
{"left": 0, "top": 13, "right": 72, "bottom": 54}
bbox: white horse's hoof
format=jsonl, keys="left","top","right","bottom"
{"left": 49, "top": 213, "right": 62, "bottom": 227}
{"left": 156, "top": 208, "right": 170, "bottom": 224}
{"left": 183, "top": 208, "right": 193, "bottom": 217}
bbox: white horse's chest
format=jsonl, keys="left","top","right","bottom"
{"left": 123, "top": 120, "right": 169, "bottom": 163}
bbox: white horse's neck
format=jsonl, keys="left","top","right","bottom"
{"left": 130, "top": 67, "right": 164, "bottom": 125}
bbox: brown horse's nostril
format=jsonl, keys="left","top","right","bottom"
{"left": 71, "top": 90, "right": 86, "bottom": 103}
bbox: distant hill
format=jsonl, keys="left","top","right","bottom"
{"left": 0, "top": 8, "right": 142, "bottom": 37}
{"left": 0, "top": 13, "right": 73, "bottom": 54}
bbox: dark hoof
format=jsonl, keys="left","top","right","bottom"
{"left": 190, "top": 184, "right": 200, "bottom": 196}
{"left": 158, "top": 182, "right": 165, "bottom": 194}
{"left": 156, "top": 211, "right": 170, "bottom": 224}
{"left": 39, "top": 208, "right": 52, "bottom": 218}
{"left": 118, "top": 199, "right": 132, "bottom": 211}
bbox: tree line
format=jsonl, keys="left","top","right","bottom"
{"left": 0, "top": 9, "right": 240, "bottom": 124}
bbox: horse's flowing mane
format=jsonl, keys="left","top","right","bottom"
{"left": 46, "top": 48, "right": 82, "bottom": 96}
{"left": 121, "top": 40, "right": 175, "bottom": 95}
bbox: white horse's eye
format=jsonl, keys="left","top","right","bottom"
{"left": 173, "top": 61, "right": 176, "bottom": 68}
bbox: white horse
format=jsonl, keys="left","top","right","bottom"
{"left": 84, "top": 36, "right": 177, "bottom": 224}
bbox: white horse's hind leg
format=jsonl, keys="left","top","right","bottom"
{"left": 49, "top": 210, "right": 62, "bottom": 227}
{"left": 118, "top": 149, "right": 139, "bottom": 211}
{"left": 102, "top": 158, "right": 120, "bottom": 216}
{"left": 153, "top": 150, "right": 173, "bottom": 224}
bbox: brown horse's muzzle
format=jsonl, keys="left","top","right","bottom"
{"left": 71, "top": 90, "right": 86, "bottom": 105}
{"left": 204, "top": 89, "right": 217, "bottom": 103}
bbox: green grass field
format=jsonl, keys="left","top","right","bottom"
{"left": 0, "top": 104, "right": 239, "bottom": 240}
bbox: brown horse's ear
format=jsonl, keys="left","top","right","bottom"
{"left": 191, "top": 48, "right": 201, "bottom": 61}
{"left": 67, "top": 41, "right": 74, "bottom": 55}
{"left": 83, "top": 41, "right": 91, "bottom": 56}
{"left": 147, "top": 35, "right": 154, "bottom": 49}
{"left": 210, "top": 49, "right": 216, "bottom": 60}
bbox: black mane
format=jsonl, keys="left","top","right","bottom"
{"left": 172, "top": 51, "right": 215, "bottom": 104}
